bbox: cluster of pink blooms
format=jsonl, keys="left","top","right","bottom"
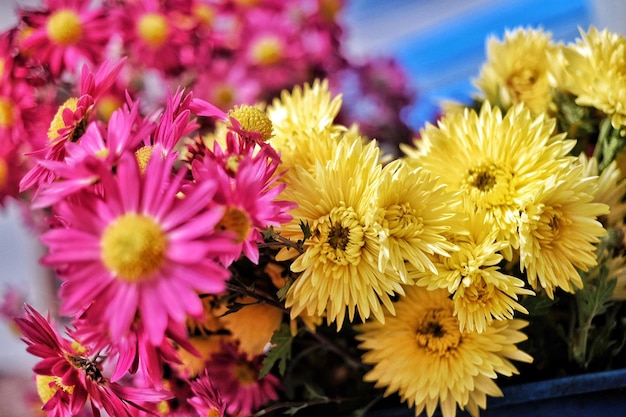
{"left": 0, "top": 0, "right": 415, "bottom": 208}
{"left": 0, "top": 0, "right": 416, "bottom": 415}
{"left": 13, "top": 54, "right": 292, "bottom": 414}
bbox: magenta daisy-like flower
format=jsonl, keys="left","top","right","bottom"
{"left": 18, "top": 0, "right": 114, "bottom": 76}
{"left": 20, "top": 59, "right": 126, "bottom": 195}
{"left": 191, "top": 137, "right": 294, "bottom": 265}
{"left": 187, "top": 370, "right": 226, "bottom": 417}
{"left": 15, "top": 305, "right": 172, "bottom": 417}
{"left": 205, "top": 341, "right": 281, "bottom": 416}
{"left": 112, "top": 0, "right": 193, "bottom": 74}
{"left": 41, "top": 149, "right": 239, "bottom": 346}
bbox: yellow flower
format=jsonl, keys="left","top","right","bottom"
{"left": 560, "top": 26, "right": 626, "bottom": 130}
{"left": 356, "top": 286, "right": 532, "bottom": 417}
{"left": 374, "top": 159, "right": 462, "bottom": 282}
{"left": 267, "top": 78, "right": 343, "bottom": 142}
{"left": 266, "top": 80, "right": 351, "bottom": 182}
{"left": 402, "top": 102, "right": 575, "bottom": 250}
{"left": 278, "top": 135, "right": 402, "bottom": 329}
{"left": 519, "top": 163, "right": 609, "bottom": 298}
{"left": 412, "top": 212, "right": 533, "bottom": 333}
{"left": 579, "top": 153, "right": 626, "bottom": 227}
{"left": 474, "top": 27, "right": 559, "bottom": 114}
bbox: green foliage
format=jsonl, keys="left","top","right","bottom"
{"left": 260, "top": 323, "right": 294, "bottom": 378}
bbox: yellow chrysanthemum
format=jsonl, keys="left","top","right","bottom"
{"left": 474, "top": 27, "right": 560, "bottom": 114}
{"left": 560, "top": 26, "right": 626, "bottom": 130}
{"left": 402, "top": 102, "right": 575, "bottom": 250}
{"left": 266, "top": 80, "right": 349, "bottom": 181}
{"left": 356, "top": 286, "right": 533, "bottom": 417}
{"left": 266, "top": 79, "right": 342, "bottom": 139}
{"left": 519, "top": 163, "right": 609, "bottom": 298}
{"left": 412, "top": 212, "right": 533, "bottom": 333}
{"left": 579, "top": 153, "right": 626, "bottom": 227}
{"left": 374, "top": 159, "right": 462, "bottom": 282}
{"left": 278, "top": 135, "right": 402, "bottom": 329}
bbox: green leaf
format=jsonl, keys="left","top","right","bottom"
{"left": 260, "top": 323, "right": 293, "bottom": 378}
{"left": 276, "top": 276, "right": 294, "bottom": 301}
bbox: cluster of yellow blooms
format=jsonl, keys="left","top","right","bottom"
{"left": 250, "top": 25, "right": 626, "bottom": 417}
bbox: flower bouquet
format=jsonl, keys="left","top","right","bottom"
{"left": 1, "top": 0, "right": 626, "bottom": 416}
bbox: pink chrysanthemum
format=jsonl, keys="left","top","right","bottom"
{"left": 112, "top": 0, "right": 194, "bottom": 74}
{"left": 205, "top": 341, "right": 281, "bottom": 416}
{"left": 69, "top": 304, "right": 197, "bottom": 386}
{"left": 17, "top": 0, "right": 114, "bottom": 76}
{"left": 191, "top": 135, "right": 294, "bottom": 265}
{"left": 15, "top": 305, "right": 172, "bottom": 417}
{"left": 41, "top": 149, "right": 239, "bottom": 345}
{"left": 187, "top": 370, "right": 226, "bottom": 417}
{"left": 20, "top": 59, "right": 126, "bottom": 195}
{"left": 32, "top": 99, "right": 153, "bottom": 208}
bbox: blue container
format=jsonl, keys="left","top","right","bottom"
{"left": 365, "top": 368, "right": 626, "bottom": 417}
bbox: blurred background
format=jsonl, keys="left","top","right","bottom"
{"left": 0, "top": 0, "right": 624, "bottom": 415}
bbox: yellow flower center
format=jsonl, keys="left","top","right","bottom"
{"left": 137, "top": 13, "right": 170, "bottom": 48}
{"left": 0, "top": 159, "right": 7, "bottom": 190}
{"left": 463, "top": 162, "right": 514, "bottom": 209}
{"left": 384, "top": 202, "right": 423, "bottom": 238}
{"left": 506, "top": 66, "right": 550, "bottom": 113}
{"left": 207, "top": 409, "right": 222, "bottom": 417}
{"left": 157, "top": 400, "right": 171, "bottom": 414}
{"left": 232, "top": 361, "right": 257, "bottom": 387}
{"left": 96, "top": 95, "right": 122, "bottom": 123}
{"left": 250, "top": 36, "right": 282, "bottom": 66}
{"left": 213, "top": 84, "right": 235, "bottom": 109}
{"left": 135, "top": 145, "right": 154, "bottom": 174}
{"left": 36, "top": 375, "right": 74, "bottom": 405}
{"left": 535, "top": 206, "right": 571, "bottom": 248}
{"left": 101, "top": 214, "right": 167, "bottom": 282}
{"left": 216, "top": 206, "right": 251, "bottom": 243}
{"left": 415, "top": 307, "right": 461, "bottom": 356}
{"left": 316, "top": 206, "right": 365, "bottom": 266}
{"left": 319, "top": 0, "right": 343, "bottom": 21}
{"left": 227, "top": 105, "right": 273, "bottom": 141}
{"left": 46, "top": 9, "right": 83, "bottom": 46}
{"left": 48, "top": 97, "right": 79, "bottom": 142}
{"left": 225, "top": 155, "right": 241, "bottom": 174}
{"left": 193, "top": 3, "right": 215, "bottom": 27}
{"left": 0, "top": 98, "right": 14, "bottom": 127}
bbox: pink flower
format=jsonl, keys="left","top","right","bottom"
{"left": 205, "top": 341, "right": 281, "bottom": 416}
{"left": 187, "top": 370, "right": 226, "bottom": 417}
{"left": 41, "top": 149, "right": 239, "bottom": 345}
{"left": 20, "top": 59, "right": 126, "bottom": 195}
{"left": 32, "top": 99, "right": 153, "bottom": 208}
{"left": 191, "top": 134, "right": 294, "bottom": 265}
{"left": 112, "top": 0, "right": 194, "bottom": 75}
{"left": 15, "top": 305, "right": 172, "bottom": 417}
{"left": 18, "top": 0, "right": 114, "bottom": 76}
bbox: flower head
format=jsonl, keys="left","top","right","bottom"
{"left": 413, "top": 213, "right": 534, "bottom": 333}
{"left": 205, "top": 341, "right": 281, "bottom": 416}
{"left": 18, "top": 0, "right": 113, "bottom": 76}
{"left": 15, "top": 305, "right": 171, "bottom": 417}
{"left": 519, "top": 162, "right": 609, "bottom": 297}
{"left": 356, "top": 286, "right": 532, "bottom": 417}
{"left": 402, "top": 102, "right": 575, "bottom": 250}
{"left": 41, "top": 150, "right": 238, "bottom": 345}
{"left": 560, "top": 26, "right": 626, "bottom": 130}
{"left": 278, "top": 134, "right": 403, "bottom": 329}
{"left": 474, "top": 27, "right": 559, "bottom": 114}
